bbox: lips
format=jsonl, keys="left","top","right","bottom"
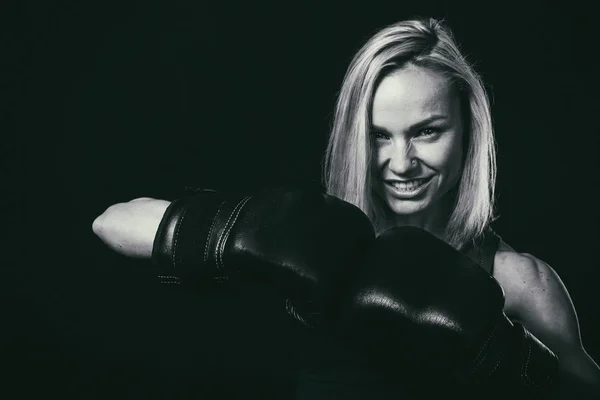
{"left": 383, "top": 176, "right": 434, "bottom": 198}
{"left": 386, "top": 177, "right": 431, "bottom": 190}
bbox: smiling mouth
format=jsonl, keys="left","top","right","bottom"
{"left": 384, "top": 176, "right": 433, "bottom": 196}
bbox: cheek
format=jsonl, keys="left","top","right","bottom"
{"left": 373, "top": 143, "right": 389, "bottom": 169}
{"left": 444, "top": 137, "right": 464, "bottom": 183}
{"left": 421, "top": 135, "right": 463, "bottom": 174}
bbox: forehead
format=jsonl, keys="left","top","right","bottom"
{"left": 372, "top": 65, "right": 458, "bottom": 126}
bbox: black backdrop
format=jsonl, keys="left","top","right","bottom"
{"left": 3, "top": 0, "right": 599, "bottom": 398}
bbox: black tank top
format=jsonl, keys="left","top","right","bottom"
{"left": 295, "top": 230, "right": 503, "bottom": 399}
{"left": 461, "top": 229, "right": 502, "bottom": 276}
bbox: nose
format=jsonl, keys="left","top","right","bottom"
{"left": 386, "top": 140, "right": 416, "bottom": 175}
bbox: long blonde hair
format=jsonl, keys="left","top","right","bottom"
{"left": 323, "top": 18, "right": 497, "bottom": 249}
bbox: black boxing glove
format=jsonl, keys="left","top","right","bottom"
{"left": 152, "top": 185, "right": 376, "bottom": 327}
{"left": 338, "top": 226, "right": 559, "bottom": 398}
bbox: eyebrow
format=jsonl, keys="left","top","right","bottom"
{"left": 371, "top": 115, "right": 449, "bottom": 133}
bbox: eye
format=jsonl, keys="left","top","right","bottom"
{"left": 371, "top": 130, "right": 390, "bottom": 140}
{"left": 416, "top": 127, "right": 441, "bottom": 138}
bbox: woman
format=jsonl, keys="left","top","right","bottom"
{"left": 93, "top": 18, "right": 600, "bottom": 396}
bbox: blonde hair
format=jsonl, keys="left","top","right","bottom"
{"left": 323, "top": 18, "right": 497, "bottom": 249}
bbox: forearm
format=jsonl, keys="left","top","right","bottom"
{"left": 92, "top": 197, "right": 172, "bottom": 258}
{"left": 557, "top": 351, "right": 600, "bottom": 399}
{"left": 558, "top": 370, "right": 599, "bottom": 399}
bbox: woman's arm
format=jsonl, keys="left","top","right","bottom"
{"left": 92, "top": 198, "right": 171, "bottom": 258}
{"left": 499, "top": 252, "right": 600, "bottom": 396}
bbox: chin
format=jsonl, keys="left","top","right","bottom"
{"left": 385, "top": 197, "right": 431, "bottom": 216}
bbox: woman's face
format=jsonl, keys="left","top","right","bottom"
{"left": 371, "top": 64, "right": 465, "bottom": 217}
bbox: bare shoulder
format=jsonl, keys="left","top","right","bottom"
{"left": 491, "top": 242, "right": 600, "bottom": 387}
{"left": 493, "top": 242, "right": 582, "bottom": 351}
{"left": 493, "top": 242, "right": 554, "bottom": 309}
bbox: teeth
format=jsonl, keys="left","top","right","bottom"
{"left": 390, "top": 179, "right": 426, "bottom": 191}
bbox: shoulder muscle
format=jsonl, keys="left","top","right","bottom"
{"left": 494, "top": 250, "right": 582, "bottom": 355}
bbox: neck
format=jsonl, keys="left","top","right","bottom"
{"left": 393, "top": 205, "right": 449, "bottom": 239}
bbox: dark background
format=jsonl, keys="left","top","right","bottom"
{"left": 3, "top": 0, "right": 599, "bottom": 398}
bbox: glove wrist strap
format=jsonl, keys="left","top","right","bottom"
{"left": 152, "top": 190, "right": 227, "bottom": 286}
{"left": 465, "top": 314, "right": 559, "bottom": 397}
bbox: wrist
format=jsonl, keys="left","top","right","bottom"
{"left": 152, "top": 190, "right": 227, "bottom": 285}
{"left": 462, "top": 314, "right": 559, "bottom": 396}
